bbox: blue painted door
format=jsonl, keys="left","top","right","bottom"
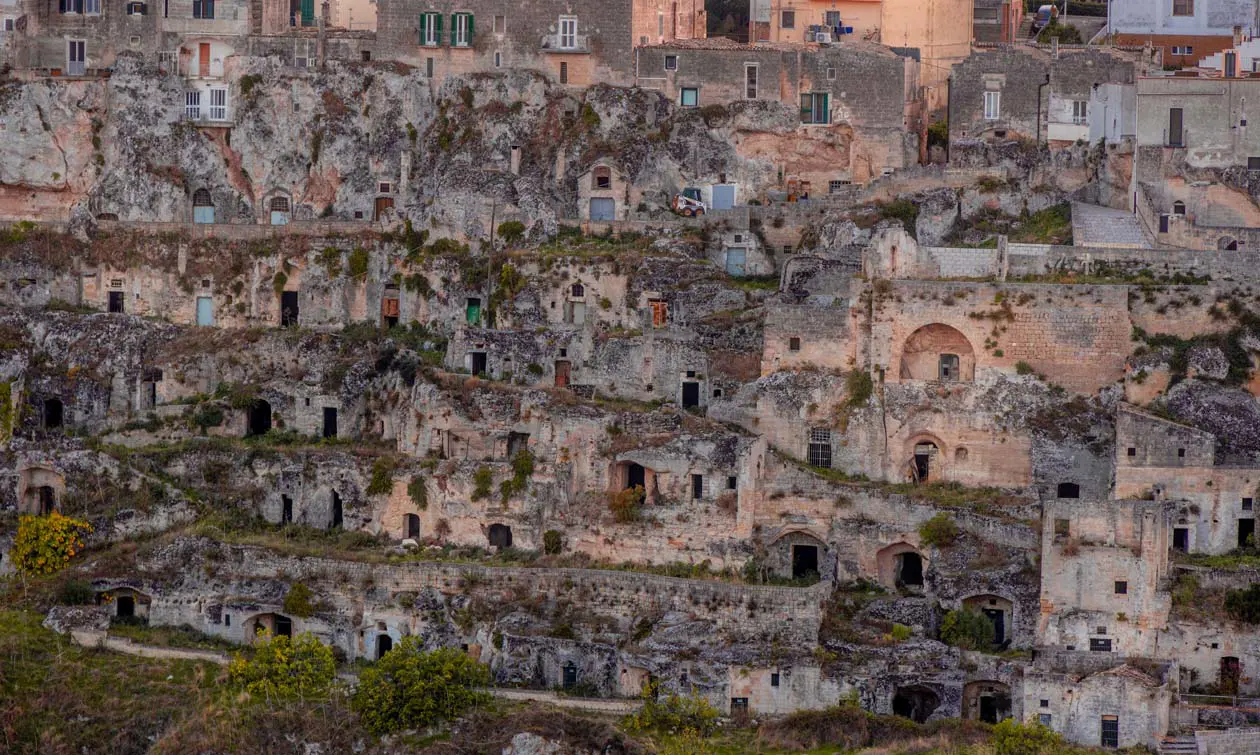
{"left": 196, "top": 296, "right": 214, "bottom": 326}
{"left": 725, "top": 248, "right": 747, "bottom": 276}
{"left": 589, "top": 198, "right": 615, "bottom": 221}
{"left": 193, "top": 206, "right": 214, "bottom": 224}
{"left": 712, "top": 184, "right": 736, "bottom": 210}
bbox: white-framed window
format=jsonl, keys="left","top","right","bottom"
{"left": 185, "top": 90, "right": 201, "bottom": 120}
{"left": 1072, "top": 100, "right": 1087, "bottom": 125}
{"left": 665, "top": 54, "right": 678, "bottom": 71}
{"left": 2, "top": 18, "right": 14, "bottom": 31}
{"left": 84, "top": 0, "right": 100, "bottom": 14}
{"left": 67, "top": 39, "right": 86, "bottom": 75}
{"left": 59, "top": 0, "right": 84, "bottom": 13}
{"left": 828, "top": 179, "right": 850, "bottom": 193}
{"left": 1171, "top": 45, "right": 1194, "bottom": 55}
{"left": 127, "top": 2, "right": 147, "bottom": 14}
{"left": 745, "top": 63, "right": 758, "bottom": 99}
{"left": 680, "top": 87, "right": 698, "bottom": 107}
{"left": 209, "top": 88, "right": 227, "bottom": 120}
{"left": 984, "top": 90, "right": 1001, "bottom": 120}
{"left": 559, "top": 16, "right": 576, "bottom": 49}
{"left": 419, "top": 12, "right": 440, "bottom": 46}
{"left": 494, "top": 51, "right": 501, "bottom": 67}
{"left": 824, "top": 10, "right": 840, "bottom": 26}
{"left": 1172, "top": 0, "right": 1193, "bottom": 16}
{"left": 452, "top": 12, "right": 472, "bottom": 47}
{"left": 192, "top": 0, "right": 213, "bottom": 18}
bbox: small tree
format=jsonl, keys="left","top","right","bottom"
{"left": 940, "top": 608, "right": 996, "bottom": 651}
{"left": 283, "top": 583, "right": 316, "bottom": 618}
{"left": 543, "top": 529, "right": 564, "bottom": 555}
{"left": 228, "top": 632, "right": 336, "bottom": 701}
{"left": 11, "top": 513, "right": 93, "bottom": 576}
{"left": 1225, "top": 584, "right": 1260, "bottom": 624}
{"left": 497, "top": 220, "right": 526, "bottom": 247}
{"left": 625, "top": 683, "right": 719, "bottom": 737}
{"left": 992, "top": 718, "right": 1065, "bottom": 755}
{"left": 918, "top": 513, "right": 960, "bottom": 548}
{"left": 351, "top": 641, "right": 490, "bottom": 735}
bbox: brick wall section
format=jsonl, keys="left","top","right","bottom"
{"left": 949, "top": 48, "right": 1136, "bottom": 143}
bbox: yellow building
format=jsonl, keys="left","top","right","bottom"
{"left": 749, "top": 0, "right": 972, "bottom": 111}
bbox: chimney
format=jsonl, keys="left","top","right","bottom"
{"left": 1235, "top": 25, "right": 1244, "bottom": 46}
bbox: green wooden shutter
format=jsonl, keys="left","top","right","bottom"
{"left": 467, "top": 14, "right": 474, "bottom": 45}
{"left": 300, "top": 0, "right": 313, "bottom": 26}
{"left": 434, "top": 13, "right": 442, "bottom": 45}
{"left": 799, "top": 94, "right": 811, "bottom": 123}
{"left": 419, "top": 13, "right": 427, "bottom": 44}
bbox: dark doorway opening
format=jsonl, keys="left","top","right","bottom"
{"left": 681, "top": 381, "right": 700, "bottom": 408}
{"left": 563, "top": 662, "right": 578, "bottom": 689}
{"left": 507, "top": 432, "right": 529, "bottom": 459}
{"left": 1173, "top": 527, "right": 1189, "bottom": 552}
{"left": 248, "top": 400, "right": 272, "bottom": 437}
{"left": 912, "top": 442, "right": 937, "bottom": 483}
{"left": 896, "top": 552, "right": 923, "bottom": 587}
{"left": 1240, "top": 518, "right": 1255, "bottom": 549}
{"left": 1057, "top": 482, "right": 1080, "bottom": 499}
{"left": 377, "top": 634, "right": 393, "bottom": 659}
{"left": 1221, "top": 656, "right": 1242, "bottom": 695}
{"left": 471, "top": 352, "right": 487, "bottom": 376}
{"left": 792, "top": 544, "right": 819, "bottom": 580}
{"left": 488, "top": 523, "right": 513, "bottom": 549}
{"left": 983, "top": 608, "right": 1006, "bottom": 646}
{"left": 692, "top": 474, "right": 703, "bottom": 500}
{"left": 38, "top": 486, "right": 56, "bottom": 515}
{"left": 626, "top": 463, "right": 646, "bottom": 491}
{"left": 281, "top": 495, "right": 293, "bottom": 525}
{"left": 280, "top": 291, "right": 299, "bottom": 327}
{"left": 331, "top": 491, "right": 343, "bottom": 529}
{"left": 1100, "top": 715, "right": 1118, "bottom": 748}
{"left": 322, "top": 407, "right": 338, "bottom": 439}
{"left": 275, "top": 615, "right": 293, "bottom": 637}
{"left": 405, "top": 513, "right": 421, "bottom": 539}
{"left": 554, "top": 360, "right": 571, "bottom": 387}
{"left": 116, "top": 595, "right": 135, "bottom": 618}
{"left": 108, "top": 291, "right": 125, "bottom": 313}
{"left": 44, "top": 398, "right": 63, "bottom": 429}
{"left": 892, "top": 686, "right": 940, "bottom": 723}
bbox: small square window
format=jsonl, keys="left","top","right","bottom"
{"left": 1178, "top": 448, "right": 1185, "bottom": 458}
{"left": 680, "top": 87, "right": 698, "bottom": 108}
{"left": 783, "top": 245, "right": 793, "bottom": 255}
{"left": 1114, "top": 581, "right": 1127, "bottom": 594}
{"left": 1090, "top": 637, "right": 1113, "bottom": 652}
{"left": 664, "top": 55, "right": 678, "bottom": 71}
{"left": 1212, "top": 642, "right": 1220, "bottom": 649}
{"left": 1249, "top": 157, "right": 1260, "bottom": 170}
{"left": 727, "top": 476, "right": 737, "bottom": 490}
{"left": 1039, "top": 713, "right": 1052, "bottom": 727}
{"left": 1127, "top": 447, "right": 1136, "bottom": 457}
{"left": 827, "top": 67, "right": 836, "bottom": 80}
{"left": 770, "top": 672, "right": 780, "bottom": 686}
{"left": 789, "top": 337, "right": 801, "bottom": 351}
{"left": 1245, "top": 498, "right": 1254, "bottom": 511}
{"left": 1040, "top": 699, "right": 1049, "bottom": 708}
{"left": 780, "top": 10, "right": 794, "bottom": 28}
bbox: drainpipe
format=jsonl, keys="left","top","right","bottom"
{"left": 1036, "top": 73, "right": 1050, "bottom": 144}
{"left": 945, "top": 73, "right": 952, "bottom": 164}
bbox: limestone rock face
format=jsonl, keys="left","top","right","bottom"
{"left": 43, "top": 604, "right": 110, "bottom": 635}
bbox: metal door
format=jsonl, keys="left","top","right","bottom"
{"left": 712, "top": 184, "right": 736, "bottom": 210}
{"left": 193, "top": 205, "right": 214, "bottom": 224}
{"left": 589, "top": 198, "right": 615, "bottom": 221}
{"left": 1168, "top": 108, "right": 1183, "bottom": 147}
{"left": 196, "top": 296, "right": 214, "bottom": 326}
{"left": 198, "top": 43, "right": 210, "bottom": 77}
{"left": 724, "top": 248, "right": 746, "bottom": 276}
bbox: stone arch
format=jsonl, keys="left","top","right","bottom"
{"left": 404, "top": 513, "right": 421, "bottom": 540}
{"left": 97, "top": 587, "right": 152, "bottom": 621}
{"left": 1219, "top": 236, "right": 1239, "bottom": 251}
{"left": 267, "top": 192, "right": 292, "bottom": 225}
{"left": 488, "top": 523, "right": 513, "bottom": 549}
{"left": 892, "top": 685, "right": 940, "bottom": 723}
{"left": 1172, "top": 200, "right": 1186, "bottom": 215}
{"left": 193, "top": 188, "right": 213, "bottom": 206}
{"left": 243, "top": 612, "right": 294, "bottom": 641}
{"left": 962, "top": 594, "right": 1015, "bottom": 647}
{"left": 899, "top": 324, "right": 975, "bottom": 382}
{"left": 906, "top": 434, "right": 947, "bottom": 484}
{"left": 963, "top": 680, "right": 1011, "bottom": 723}
{"left": 772, "top": 530, "right": 829, "bottom": 582}
{"left": 17, "top": 466, "right": 65, "bottom": 515}
{"left": 876, "top": 542, "right": 927, "bottom": 590}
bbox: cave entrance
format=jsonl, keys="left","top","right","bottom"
{"left": 248, "top": 400, "right": 272, "bottom": 437}
{"left": 108, "top": 290, "right": 125, "bottom": 314}
{"left": 405, "top": 513, "right": 421, "bottom": 540}
{"left": 1241, "top": 518, "right": 1256, "bottom": 549}
{"left": 897, "top": 552, "right": 923, "bottom": 587}
{"left": 274, "top": 615, "right": 293, "bottom": 638}
{"left": 892, "top": 685, "right": 939, "bottom": 723}
{"left": 44, "top": 398, "right": 63, "bottom": 429}
{"left": 38, "top": 486, "right": 56, "bottom": 515}
{"left": 625, "top": 462, "right": 646, "bottom": 491}
{"left": 281, "top": 495, "right": 293, "bottom": 525}
{"left": 331, "top": 491, "right": 343, "bottom": 529}
{"left": 280, "top": 291, "right": 299, "bottom": 327}
{"left": 322, "top": 407, "right": 338, "bottom": 439}
{"left": 563, "top": 662, "right": 578, "bottom": 689}
{"left": 116, "top": 595, "right": 135, "bottom": 618}
{"left": 488, "top": 523, "right": 513, "bottom": 549}
{"left": 376, "top": 634, "right": 393, "bottom": 659}
{"left": 792, "top": 544, "right": 819, "bottom": 580}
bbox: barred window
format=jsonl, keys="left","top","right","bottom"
{"left": 808, "top": 428, "right": 832, "bottom": 468}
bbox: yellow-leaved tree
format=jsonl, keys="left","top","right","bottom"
{"left": 11, "top": 513, "right": 93, "bottom": 576}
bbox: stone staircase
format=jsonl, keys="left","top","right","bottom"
{"left": 1158, "top": 735, "right": 1198, "bottom": 755}
{"left": 1020, "top": 16, "right": 1036, "bottom": 39}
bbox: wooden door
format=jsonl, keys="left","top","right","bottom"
{"left": 199, "top": 43, "right": 210, "bottom": 77}
{"left": 554, "top": 360, "right": 571, "bottom": 387}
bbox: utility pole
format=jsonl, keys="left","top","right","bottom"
{"left": 486, "top": 195, "right": 497, "bottom": 324}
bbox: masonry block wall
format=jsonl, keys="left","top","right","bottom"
{"left": 17, "top": 0, "right": 162, "bottom": 69}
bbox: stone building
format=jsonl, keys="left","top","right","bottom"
{"left": 373, "top": 0, "right": 704, "bottom": 85}
{"left": 1136, "top": 73, "right": 1260, "bottom": 168}
{"left": 637, "top": 38, "right": 920, "bottom": 185}
{"left": 972, "top": 0, "right": 1023, "bottom": 46}
{"left": 1110, "top": 0, "right": 1258, "bottom": 67}
{"left": 949, "top": 46, "right": 1146, "bottom": 146}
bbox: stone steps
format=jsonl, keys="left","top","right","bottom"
{"left": 1158, "top": 736, "right": 1198, "bottom": 755}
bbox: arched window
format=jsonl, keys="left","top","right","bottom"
{"left": 571, "top": 283, "right": 585, "bottom": 298}
{"left": 1172, "top": 200, "right": 1186, "bottom": 215}
{"left": 1057, "top": 482, "right": 1081, "bottom": 499}
{"left": 193, "top": 189, "right": 213, "bottom": 206}
{"left": 592, "top": 166, "right": 612, "bottom": 190}
{"left": 192, "top": 189, "right": 215, "bottom": 224}
{"left": 269, "top": 196, "right": 290, "bottom": 212}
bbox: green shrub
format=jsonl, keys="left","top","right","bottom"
{"left": 992, "top": 718, "right": 1065, "bottom": 755}
{"left": 497, "top": 220, "right": 526, "bottom": 246}
{"left": 889, "top": 623, "right": 912, "bottom": 642}
{"left": 239, "top": 74, "right": 263, "bottom": 98}
{"left": 845, "top": 370, "right": 873, "bottom": 407}
{"left": 58, "top": 579, "right": 95, "bottom": 605}
{"left": 1015, "top": 361, "right": 1035, "bottom": 376}
{"left": 1225, "top": 584, "right": 1260, "bottom": 623}
{"left": 472, "top": 466, "right": 493, "bottom": 501}
{"left": 228, "top": 632, "right": 335, "bottom": 701}
{"left": 918, "top": 513, "right": 960, "bottom": 548}
{"left": 407, "top": 475, "right": 428, "bottom": 509}
{"left": 367, "top": 456, "right": 397, "bottom": 496}
{"left": 625, "top": 683, "right": 719, "bottom": 736}
{"left": 1036, "top": 20, "right": 1082, "bottom": 44}
{"left": 283, "top": 583, "right": 316, "bottom": 618}
{"left": 347, "top": 247, "right": 370, "bottom": 278}
{"left": 940, "top": 608, "right": 995, "bottom": 651}
{"left": 543, "top": 529, "right": 564, "bottom": 555}
{"left": 609, "top": 486, "right": 645, "bottom": 523}
{"left": 351, "top": 641, "right": 490, "bottom": 735}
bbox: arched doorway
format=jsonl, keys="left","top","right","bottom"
{"left": 963, "top": 595, "right": 1014, "bottom": 647}
{"left": 376, "top": 633, "right": 393, "bottom": 659}
{"left": 247, "top": 399, "right": 272, "bottom": 437}
{"left": 876, "top": 542, "right": 927, "bottom": 590}
{"left": 911, "top": 440, "right": 941, "bottom": 483}
{"left": 193, "top": 188, "right": 215, "bottom": 224}
{"left": 899, "top": 324, "right": 975, "bottom": 382}
{"left": 488, "top": 523, "right": 513, "bottom": 549}
{"left": 964, "top": 681, "right": 1011, "bottom": 723}
{"left": 269, "top": 195, "right": 291, "bottom": 225}
{"left": 38, "top": 486, "right": 56, "bottom": 515}
{"left": 625, "top": 462, "right": 646, "bottom": 490}
{"left": 330, "top": 491, "right": 343, "bottom": 529}
{"left": 892, "top": 685, "right": 940, "bottom": 723}
{"left": 245, "top": 613, "right": 294, "bottom": 640}
{"left": 405, "top": 513, "right": 421, "bottom": 540}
